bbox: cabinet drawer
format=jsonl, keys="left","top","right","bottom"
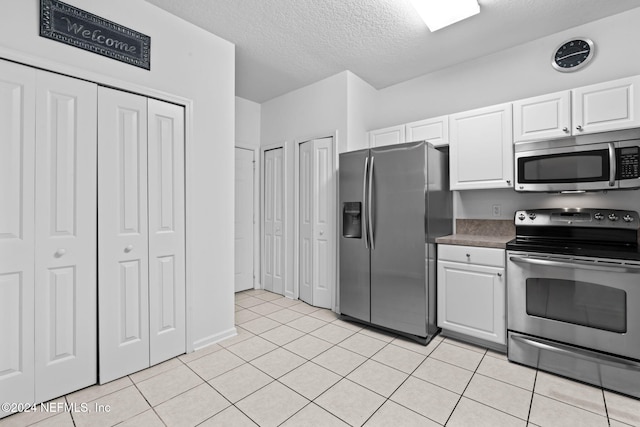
{"left": 438, "top": 244, "right": 505, "bottom": 267}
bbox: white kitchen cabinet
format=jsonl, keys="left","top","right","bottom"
{"left": 449, "top": 103, "right": 513, "bottom": 190}
{"left": 513, "top": 91, "right": 571, "bottom": 142}
{"left": 514, "top": 75, "right": 640, "bottom": 143}
{"left": 437, "top": 245, "right": 506, "bottom": 345}
{"left": 0, "top": 60, "right": 98, "bottom": 416}
{"left": 98, "top": 87, "right": 186, "bottom": 384}
{"left": 406, "top": 115, "right": 449, "bottom": 147}
{"left": 573, "top": 75, "right": 640, "bottom": 135}
{"left": 368, "top": 124, "right": 405, "bottom": 147}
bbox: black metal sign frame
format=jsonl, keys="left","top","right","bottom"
{"left": 40, "top": 0, "right": 151, "bottom": 70}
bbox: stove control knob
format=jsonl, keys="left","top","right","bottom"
{"left": 528, "top": 213, "right": 537, "bottom": 220}
{"left": 518, "top": 213, "right": 526, "bottom": 221}
{"left": 623, "top": 214, "right": 634, "bottom": 223}
{"left": 608, "top": 213, "right": 619, "bottom": 221}
{"left": 594, "top": 212, "right": 604, "bottom": 221}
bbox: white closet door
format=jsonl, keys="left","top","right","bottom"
{"left": 298, "top": 138, "right": 334, "bottom": 308}
{"left": 98, "top": 87, "right": 150, "bottom": 383}
{"left": 0, "top": 60, "right": 36, "bottom": 415}
{"left": 311, "top": 138, "right": 334, "bottom": 309}
{"left": 299, "top": 141, "right": 313, "bottom": 304}
{"left": 147, "top": 99, "right": 186, "bottom": 365}
{"left": 235, "top": 147, "right": 255, "bottom": 292}
{"left": 34, "top": 71, "right": 97, "bottom": 402}
{"left": 263, "top": 148, "right": 285, "bottom": 295}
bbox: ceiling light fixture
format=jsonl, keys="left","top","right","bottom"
{"left": 409, "top": 0, "right": 480, "bottom": 32}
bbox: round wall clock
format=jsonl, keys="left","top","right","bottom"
{"left": 552, "top": 38, "right": 594, "bottom": 72}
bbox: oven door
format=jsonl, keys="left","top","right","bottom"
{"left": 514, "top": 142, "right": 615, "bottom": 192}
{"left": 507, "top": 251, "right": 640, "bottom": 361}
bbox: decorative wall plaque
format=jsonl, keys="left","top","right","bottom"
{"left": 40, "top": 0, "right": 151, "bottom": 70}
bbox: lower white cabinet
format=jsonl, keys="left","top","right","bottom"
{"left": 437, "top": 245, "right": 506, "bottom": 345}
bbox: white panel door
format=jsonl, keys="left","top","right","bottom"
{"left": 0, "top": 60, "right": 36, "bottom": 416}
{"left": 311, "top": 138, "right": 334, "bottom": 309}
{"left": 147, "top": 99, "right": 186, "bottom": 365}
{"left": 98, "top": 87, "right": 150, "bottom": 383}
{"left": 263, "top": 148, "right": 284, "bottom": 295}
{"left": 298, "top": 138, "right": 334, "bottom": 309}
{"left": 235, "top": 147, "right": 255, "bottom": 292}
{"left": 34, "top": 71, "right": 97, "bottom": 402}
{"left": 299, "top": 141, "right": 313, "bottom": 304}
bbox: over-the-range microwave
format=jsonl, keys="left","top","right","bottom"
{"left": 514, "top": 132, "right": 640, "bottom": 192}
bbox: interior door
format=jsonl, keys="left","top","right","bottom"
{"left": 235, "top": 147, "right": 255, "bottom": 292}
{"left": 299, "top": 141, "right": 313, "bottom": 304}
{"left": 263, "top": 148, "right": 284, "bottom": 295}
{"left": 299, "top": 138, "right": 334, "bottom": 308}
{"left": 98, "top": 87, "right": 150, "bottom": 383}
{"left": 147, "top": 99, "right": 186, "bottom": 365}
{"left": 34, "top": 71, "right": 98, "bottom": 402}
{"left": 0, "top": 60, "right": 36, "bottom": 414}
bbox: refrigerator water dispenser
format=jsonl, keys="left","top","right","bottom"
{"left": 342, "top": 202, "right": 362, "bottom": 238}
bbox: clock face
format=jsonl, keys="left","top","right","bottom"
{"left": 552, "top": 39, "right": 594, "bottom": 72}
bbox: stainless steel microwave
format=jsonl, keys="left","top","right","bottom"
{"left": 514, "top": 138, "right": 640, "bottom": 192}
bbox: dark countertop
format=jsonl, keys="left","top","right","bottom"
{"left": 436, "top": 219, "right": 515, "bottom": 249}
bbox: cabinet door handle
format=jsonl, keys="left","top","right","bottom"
{"left": 125, "top": 245, "right": 134, "bottom": 253}
{"left": 497, "top": 272, "right": 502, "bottom": 277}
{"left": 55, "top": 248, "right": 66, "bottom": 258}
{"left": 576, "top": 125, "right": 583, "bottom": 131}
{"left": 562, "top": 127, "right": 569, "bottom": 132}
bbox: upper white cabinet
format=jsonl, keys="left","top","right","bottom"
{"left": 513, "top": 91, "right": 571, "bottom": 142}
{"left": 573, "top": 75, "right": 640, "bottom": 135}
{"left": 369, "top": 124, "right": 405, "bottom": 147}
{"left": 514, "top": 76, "right": 640, "bottom": 143}
{"left": 449, "top": 103, "right": 513, "bottom": 190}
{"left": 406, "top": 115, "right": 449, "bottom": 147}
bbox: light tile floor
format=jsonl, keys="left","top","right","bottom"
{"left": 3, "top": 289, "right": 640, "bottom": 426}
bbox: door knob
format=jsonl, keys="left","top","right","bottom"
{"left": 55, "top": 248, "right": 66, "bottom": 258}
{"left": 125, "top": 245, "right": 134, "bottom": 253}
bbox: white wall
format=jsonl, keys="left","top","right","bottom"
{"left": 236, "top": 96, "right": 261, "bottom": 149}
{"left": 373, "top": 7, "right": 640, "bottom": 129}
{"left": 370, "top": 8, "right": 640, "bottom": 220}
{"left": 0, "top": 0, "right": 236, "bottom": 349}
{"left": 347, "top": 71, "right": 378, "bottom": 152}
{"left": 261, "top": 71, "right": 348, "bottom": 299}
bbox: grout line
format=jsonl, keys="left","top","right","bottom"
{"left": 442, "top": 347, "right": 487, "bottom": 426}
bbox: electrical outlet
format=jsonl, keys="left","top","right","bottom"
{"left": 492, "top": 204, "right": 502, "bottom": 217}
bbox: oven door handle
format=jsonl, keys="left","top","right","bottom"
{"left": 509, "top": 255, "right": 640, "bottom": 274}
{"left": 511, "top": 334, "right": 640, "bottom": 371}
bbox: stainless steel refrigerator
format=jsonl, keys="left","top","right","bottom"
{"left": 339, "top": 140, "right": 452, "bottom": 344}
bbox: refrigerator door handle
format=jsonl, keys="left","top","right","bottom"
{"left": 363, "top": 156, "right": 369, "bottom": 249}
{"left": 368, "top": 156, "right": 375, "bottom": 249}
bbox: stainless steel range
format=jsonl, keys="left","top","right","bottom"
{"left": 506, "top": 208, "right": 640, "bottom": 398}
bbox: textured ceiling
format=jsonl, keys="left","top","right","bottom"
{"left": 144, "top": 0, "right": 640, "bottom": 103}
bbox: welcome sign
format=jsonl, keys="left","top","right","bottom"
{"left": 40, "top": 0, "right": 151, "bottom": 70}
